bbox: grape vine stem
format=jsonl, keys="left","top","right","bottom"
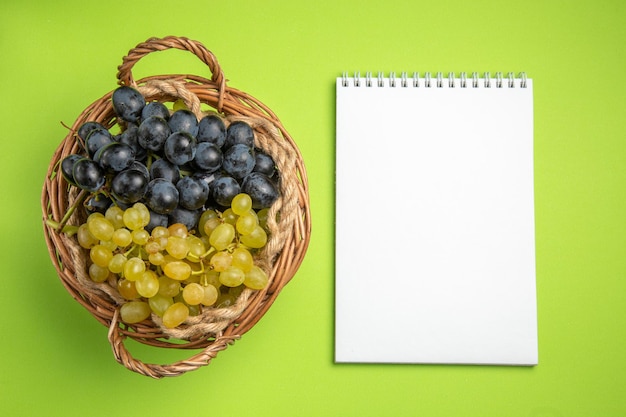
{"left": 45, "top": 219, "right": 79, "bottom": 236}
{"left": 48, "top": 189, "right": 88, "bottom": 234}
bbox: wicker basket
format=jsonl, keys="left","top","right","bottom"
{"left": 41, "top": 36, "right": 311, "bottom": 378}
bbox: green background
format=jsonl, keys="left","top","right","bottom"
{"left": 1, "top": 0, "right": 625, "bottom": 415}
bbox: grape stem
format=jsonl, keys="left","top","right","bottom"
{"left": 190, "top": 261, "right": 205, "bottom": 276}
{"left": 45, "top": 219, "right": 79, "bottom": 236}
{"left": 48, "top": 189, "right": 88, "bottom": 234}
{"left": 188, "top": 247, "right": 217, "bottom": 276}
{"left": 186, "top": 246, "right": 217, "bottom": 263}
{"left": 124, "top": 245, "right": 138, "bottom": 257}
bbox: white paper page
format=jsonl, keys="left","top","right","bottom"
{"left": 335, "top": 74, "right": 537, "bottom": 365}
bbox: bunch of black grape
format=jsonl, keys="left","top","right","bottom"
{"left": 60, "top": 86, "right": 280, "bottom": 232}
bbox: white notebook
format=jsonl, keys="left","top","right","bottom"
{"left": 335, "top": 72, "right": 537, "bottom": 366}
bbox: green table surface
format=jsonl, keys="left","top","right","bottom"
{"left": 2, "top": 0, "right": 625, "bottom": 416}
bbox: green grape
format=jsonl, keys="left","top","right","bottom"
{"left": 133, "top": 202, "right": 151, "bottom": 228}
{"left": 173, "top": 99, "right": 187, "bottom": 111}
{"left": 222, "top": 208, "right": 238, "bottom": 225}
{"left": 229, "top": 284, "right": 245, "bottom": 299}
{"left": 123, "top": 207, "right": 144, "bottom": 230}
{"left": 151, "top": 225, "right": 170, "bottom": 240}
{"left": 215, "top": 292, "right": 236, "bottom": 308}
{"left": 88, "top": 216, "right": 115, "bottom": 241}
{"left": 236, "top": 211, "right": 258, "bottom": 235}
{"left": 90, "top": 244, "right": 113, "bottom": 268}
{"left": 123, "top": 256, "right": 146, "bottom": 281}
{"left": 120, "top": 301, "right": 151, "bottom": 324}
{"left": 231, "top": 247, "right": 253, "bottom": 272}
{"left": 86, "top": 212, "right": 104, "bottom": 223}
{"left": 148, "top": 252, "right": 165, "bottom": 266}
{"left": 209, "top": 251, "right": 232, "bottom": 272}
{"left": 162, "top": 253, "right": 178, "bottom": 264}
{"left": 244, "top": 265, "right": 269, "bottom": 290}
{"left": 186, "top": 235, "right": 206, "bottom": 261}
{"left": 257, "top": 208, "right": 269, "bottom": 230}
{"left": 157, "top": 275, "right": 181, "bottom": 297}
{"left": 112, "top": 228, "right": 132, "bottom": 247}
{"left": 231, "top": 193, "right": 253, "bottom": 216}
{"left": 200, "top": 235, "right": 211, "bottom": 251}
{"left": 148, "top": 294, "right": 173, "bottom": 317}
{"left": 167, "top": 223, "right": 188, "bottom": 238}
{"left": 202, "top": 270, "right": 221, "bottom": 288}
{"left": 163, "top": 260, "right": 192, "bottom": 281}
{"left": 188, "top": 303, "right": 201, "bottom": 316}
{"left": 162, "top": 302, "right": 189, "bottom": 328}
{"left": 157, "top": 236, "right": 169, "bottom": 251}
{"left": 182, "top": 282, "right": 205, "bottom": 305}
{"left": 198, "top": 209, "right": 218, "bottom": 237}
{"left": 77, "top": 223, "right": 98, "bottom": 249}
{"left": 203, "top": 216, "right": 222, "bottom": 237}
{"left": 99, "top": 239, "right": 117, "bottom": 252}
{"left": 105, "top": 205, "right": 125, "bottom": 229}
{"left": 131, "top": 229, "right": 150, "bottom": 245}
{"left": 173, "top": 292, "right": 185, "bottom": 305}
{"left": 240, "top": 225, "right": 267, "bottom": 249}
{"left": 144, "top": 240, "right": 161, "bottom": 254}
{"left": 117, "top": 279, "right": 138, "bottom": 300}
{"left": 201, "top": 284, "right": 219, "bottom": 306}
{"left": 166, "top": 236, "right": 190, "bottom": 259}
{"left": 209, "top": 223, "right": 235, "bottom": 251}
{"left": 219, "top": 266, "right": 245, "bottom": 287}
{"left": 184, "top": 272, "right": 201, "bottom": 284}
{"left": 135, "top": 270, "right": 159, "bottom": 298}
{"left": 108, "top": 253, "right": 128, "bottom": 274}
{"left": 89, "top": 263, "right": 110, "bottom": 283}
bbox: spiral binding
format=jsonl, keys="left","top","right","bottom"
{"left": 341, "top": 71, "right": 528, "bottom": 88}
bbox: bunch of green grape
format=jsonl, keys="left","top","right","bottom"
{"left": 77, "top": 192, "right": 270, "bottom": 328}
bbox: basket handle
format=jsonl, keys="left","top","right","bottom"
{"left": 116, "top": 36, "right": 227, "bottom": 112}
{"left": 107, "top": 308, "right": 237, "bottom": 379}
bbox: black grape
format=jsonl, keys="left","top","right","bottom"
{"left": 144, "top": 178, "right": 179, "bottom": 214}
{"left": 94, "top": 142, "right": 135, "bottom": 173}
{"left": 72, "top": 158, "right": 106, "bottom": 192}
{"left": 142, "top": 101, "right": 170, "bottom": 121}
{"left": 164, "top": 132, "right": 197, "bottom": 166}
{"left": 149, "top": 158, "right": 180, "bottom": 184}
{"left": 145, "top": 210, "right": 168, "bottom": 233}
{"left": 242, "top": 172, "right": 279, "bottom": 209}
{"left": 197, "top": 114, "right": 226, "bottom": 147}
{"left": 223, "top": 144, "right": 255, "bottom": 179}
{"left": 191, "top": 171, "right": 220, "bottom": 188}
{"left": 60, "top": 154, "right": 82, "bottom": 186}
{"left": 138, "top": 116, "right": 171, "bottom": 152}
{"left": 112, "top": 86, "right": 145, "bottom": 123}
{"left": 77, "top": 121, "right": 106, "bottom": 142}
{"left": 193, "top": 142, "right": 222, "bottom": 172}
{"left": 224, "top": 120, "right": 255, "bottom": 149}
{"left": 85, "top": 194, "right": 112, "bottom": 214}
{"left": 118, "top": 125, "right": 147, "bottom": 162}
{"left": 211, "top": 175, "right": 241, "bottom": 207}
{"left": 168, "top": 109, "right": 199, "bottom": 136}
{"left": 176, "top": 175, "right": 209, "bottom": 210}
{"left": 128, "top": 160, "right": 150, "bottom": 179}
{"left": 85, "top": 128, "right": 114, "bottom": 158}
{"left": 168, "top": 207, "right": 201, "bottom": 232}
{"left": 111, "top": 168, "right": 149, "bottom": 204}
{"left": 253, "top": 151, "right": 276, "bottom": 177}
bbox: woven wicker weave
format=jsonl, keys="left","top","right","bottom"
{"left": 41, "top": 36, "right": 311, "bottom": 378}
